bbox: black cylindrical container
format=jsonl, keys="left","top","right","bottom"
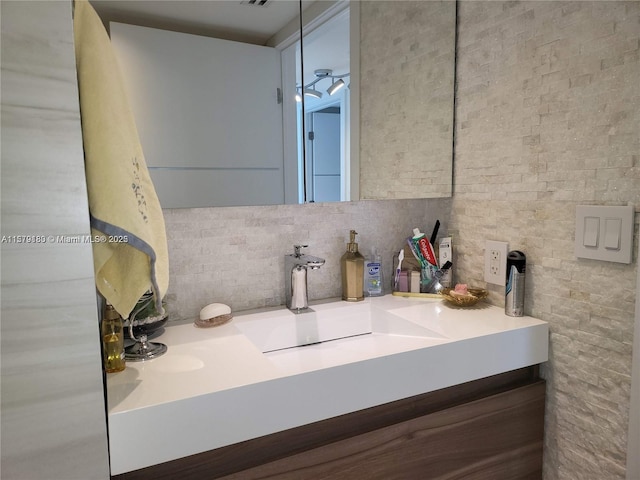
{"left": 505, "top": 251, "right": 526, "bottom": 317}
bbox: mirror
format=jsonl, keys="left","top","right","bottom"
{"left": 92, "top": 0, "right": 306, "bottom": 208}
{"left": 358, "top": 1, "right": 455, "bottom": 199}
{"left": 91, "top": 0, "right": 455, "bottom": 208}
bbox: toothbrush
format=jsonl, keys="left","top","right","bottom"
{"left": 394, "top": 249, "right": 404, "bottom": 290}
{"left": 430, "top": 220, "right": 440, "bottom": 246}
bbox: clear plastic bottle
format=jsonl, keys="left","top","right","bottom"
{"left": 102, "top": 303, "right": 125, "bottom": 373}
{"left": 364, "top": 248, "right": 383, "bottom": 297}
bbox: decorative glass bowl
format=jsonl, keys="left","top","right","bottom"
{"left": 440, "top": 288, "right": 488, "bottom": 307}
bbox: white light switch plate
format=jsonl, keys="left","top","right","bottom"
{"left": 575, "top": 205, "right": 634, "bottom": 264}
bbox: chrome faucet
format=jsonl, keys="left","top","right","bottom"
{"left": 285, "top": 245, "right": 325, "bottom": 312}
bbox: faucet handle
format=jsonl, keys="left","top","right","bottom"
{"left": 293, "top": 245, "right": 309, "bottom": 257}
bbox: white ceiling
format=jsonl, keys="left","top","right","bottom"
{"left": 90, "top": 0, "right": 350, "bottom": 91}
{"left": 90, "top": 0, "right": 305, "bottom": 45}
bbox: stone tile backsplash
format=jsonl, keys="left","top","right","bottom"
{"left": 163, "top": 198, "right": 450, "bottom": 321}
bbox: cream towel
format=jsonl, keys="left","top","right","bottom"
{"left": 74, "top": 0, "right": 168, "bottom": 318}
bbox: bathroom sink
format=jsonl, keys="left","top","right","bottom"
{"left": 108, "top": 296, "right": 549, "bottom": 475}
{"left": 234, "top": 300, "right": 447, "bottom": 353}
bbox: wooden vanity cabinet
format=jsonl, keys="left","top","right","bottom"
{"left": 113, "top": 366, "right": 545, "bottom": 480}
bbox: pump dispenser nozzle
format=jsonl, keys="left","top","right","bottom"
{"left": 347, "top": 229, "right": 359, "bottom": 253}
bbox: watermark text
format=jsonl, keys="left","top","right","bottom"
{"left": 1, "top": 234, "right": 129, "bottom": 245}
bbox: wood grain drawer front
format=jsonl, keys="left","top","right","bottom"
{"left": 220, "top": 381, "right": 545, "bottom": 480}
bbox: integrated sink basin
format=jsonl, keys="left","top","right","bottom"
{"left": 107, "top": 294, "right": 549, "bottom": 475}
{"left": 234, "top": 300, "right": 447, "bottom": 353}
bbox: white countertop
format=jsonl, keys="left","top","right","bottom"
{"left": 107, "top": 295, "right": 548, "bottom": 475}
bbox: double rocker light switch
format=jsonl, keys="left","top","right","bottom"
{"left": 575, "top": 205, "right": 634, "bottom": 264}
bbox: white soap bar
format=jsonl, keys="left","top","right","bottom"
{"left": 200, "top": 303, "right": 231, "bottom": 320}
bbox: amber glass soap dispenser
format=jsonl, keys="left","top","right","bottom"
{"left": 102, "top": 302, "right": 125, "bottom": 373}
{"left": 341, "top": 230, "right": 364, "bottom": 301}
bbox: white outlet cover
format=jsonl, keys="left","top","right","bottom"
{"left": 484, "top": 240, "right": 509, "bottom": 286}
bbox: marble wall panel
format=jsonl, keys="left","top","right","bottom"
{"left": 1, "top": 2, "right": 110, "bottom": 479}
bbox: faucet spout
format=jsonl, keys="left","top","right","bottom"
{"left": 303, "top": 255, "right": 325, "bottom": 270}
{"left": 285, "top": 245, "right": 325, "bottom": 312}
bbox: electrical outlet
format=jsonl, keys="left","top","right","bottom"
{"left": 484, "top": 240, "right": 508, "bottom": 286}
